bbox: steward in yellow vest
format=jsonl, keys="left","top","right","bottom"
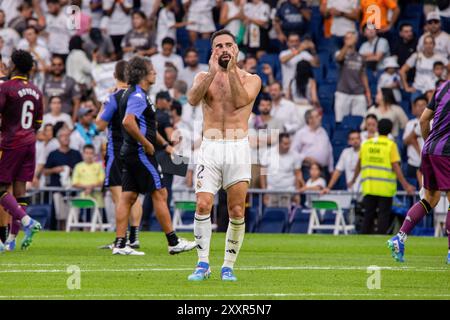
{"left": 349, "top": 119, "right": 415, "bottom": 234}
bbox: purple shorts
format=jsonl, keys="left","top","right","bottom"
{"left": 0, "top": 143, "right": 36, "bottom": 184}
{"left": 421, "top": 153, "right": 450, "bottom": 191}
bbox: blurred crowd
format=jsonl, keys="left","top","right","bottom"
{"left": 0, "top": 0, "right": 449, "bottom": 215}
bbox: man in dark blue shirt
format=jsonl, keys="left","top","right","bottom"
{"left": 113, "top": 56, "right": 196, "bottom": 256}
{"left": 274, "top": 0, "right": 311, "bottom": 43}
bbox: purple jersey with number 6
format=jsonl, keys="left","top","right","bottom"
{"left": 0, "top": 78, "right": 43, "bottom": 149}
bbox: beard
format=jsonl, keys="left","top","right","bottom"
{"left": 260, "top": 110, "right": 271, "bottom": 116}
{"left": 218, "top": 55, "right": 230, "bottom": 69}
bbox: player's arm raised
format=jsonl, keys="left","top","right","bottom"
{"left": 228, "top": 44, "right": 262, "bottom": 109}
{"left": 187, "top": 49, "right": 219, "bottom": 106}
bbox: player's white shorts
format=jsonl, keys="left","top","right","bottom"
{"left": 194, "top": 137, "right": 251, "bottom": 194}
{"left": 186, "top": 10, "right": 216, "bottom": 33}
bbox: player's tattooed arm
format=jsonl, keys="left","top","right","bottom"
{"left": 123, "top": 114, "right": 155, "bottom": 155}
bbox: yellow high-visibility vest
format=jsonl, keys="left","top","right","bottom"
{"left": 360, "top": 136, "right": 397, "bottom": 197}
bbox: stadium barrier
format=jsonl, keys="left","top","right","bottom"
{"left": 26, "top": 188, "right": 449, "bottom": 236}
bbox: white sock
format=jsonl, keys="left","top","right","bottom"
{"left": 223, "top": 217, "right": 245, "bottom": 269}
{"left": 397, "top": 231, "right": 407, "bottom": 243}
{"left": 21, "top": 215, "right": 31, "bottom": 227}
{"left": 194, "top": 213, "right": 211, "bottom": 264}
{"left": 6, "top": 233, "right": 16, "bottom": 242}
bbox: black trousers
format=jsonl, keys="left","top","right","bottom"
{"left": 362, "top": 195, "right": 393, "bottom": 234}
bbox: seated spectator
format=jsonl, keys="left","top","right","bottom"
{"left": 391, "top": 23, "right": 417, "bottom": 84}
{"left": 403, "top": 96, "right": 427, "bottom": 187}
{"left": 42, "top": 96, "right": 74, "bottom": 130}
{"left": 300, "top": 163, "right": 326, "bottom": 193}
{"left": 72, "top": 144, "right": 105, "bottom": 207}
{"left": 364, "top": 88, "right": 408, "bottom": 138}
{"left": 102, "top": 0, "right": 133, "bottom": 56}
{"left": 43, "top": 128, "right": 83, "bottom": 188}
{"left": 279, "top": 33, "right": 319, "bottom": 93}
{"left": 335, "top": 31, "right": 371, "bottom": 123}
{"left": 417, "top": 11, "right": 450, "bottom": 60}
{"left": 377, "top": 56, "right": 402, "bottom": 104}
{"left": 359, "top": 24, "right": 390, "bottom": 73}
{"left": 66, "top": 36, "right": 94, "bottom": 94}
{"left": 220, "top": 0, "right": 245, "bottom": 39}
{"left": 248, "top": 94, "right": 284, "bottom": 188}
{"left": 287, "top": 60, "right": 319, "bottom": 107}
{"left": 156, "top": 0, "right": 191, "bottom": 52}
{"left": 0, "top": 9, "right": 20, "bottom": 65}
{"left": 243, "top": 0, "right": 271, "bottom": 57}
{"left": 34, "top": 124, "right": 59, "bottom": 188}
{"left": 184, "top": 0, "right": 216, "bottom": 44}
{"left": 82, "top": 28, "right": 116, "bottom": 62}
{"left": 268, "top": 81, "right": 305, "bottom": 133}
{"left": 150, "top": 37, "right": 184, "bottom": 94}
{"left": 179, "top": 48, "right": 208, "bottom": 90}
{"left": 320, "top": 0, "right": 359, "bottom": 53}
{"left": 17, "top": 26, "right": 51, "bottom": 73}
{"left": 400, "top": 34, "right": 448, "bottom": 102}
{"left": 43, "top": 55, "right": 82, "bottom": 122}
{"left": 291, "top": 109, "right": 334, "bottom": 181}
{"left": 323, "top": 130, "right": 362, "bottom": 194}
{"left": 70, "top": 108, "right": 101, "bottom": 155}
{"left": 163, "top": 64, "right": 179, "bottom": 97}
{"left": 274, "top": 0, "right": 311, "bottom": 43}
{"left": 121, "top": 10, "right": 157, "bottom": 60}
{"left": 260, "top": 133, "right": 304, "bottom": 208}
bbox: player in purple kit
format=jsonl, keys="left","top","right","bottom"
{"left": 388, "top": 80, "right": 450, "bottom": 263}
{"left": 0, "top": 50, "right": 44, "bottom": 252}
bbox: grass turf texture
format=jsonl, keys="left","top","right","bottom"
{"left": 0, "top": 232, "right": 449, "bottom": 300}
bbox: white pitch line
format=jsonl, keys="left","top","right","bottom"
{"left": 1, "top": 292, "right": 450, "bottom": 299}
{"left": 0, "top": 265, "right": 449, "bottom": 273}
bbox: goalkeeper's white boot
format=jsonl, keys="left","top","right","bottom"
{"left": 112, "top": 246, "right": 145, "bottom": 256}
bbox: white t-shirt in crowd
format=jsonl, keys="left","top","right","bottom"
{"left": 377, "top": 71, "right": 402, "bottom": 103}
{"left": 155, "top": 8, "right": 176, "bottom": 50}
{"left": 406, "top": 52, "right": 448, "bottom": 92}
{"left": 36, "top": 138, "right": 60, "bottom": 166}
{"left": 279, "top": 49, "right": 314, "bottom": 93}
{"left": 327, "top": 0, "right": 358, "bottom": 37}
{"left": 403, "top": 118, "right": 424, "bottom": 168}
{"left": 223, "top": 0, "right": 242, "bottom": 37}
{"left": 264, "top": 150, "right": 302, "bottom": 191}
{"left": 102, "top": 0, "right": 133, "bottom": 36}
{"left": 270, "top": 98, "right": 304, "bottom": 133}
{"left": 45, "top": 8, "right": 74, "bottom": 55}
{"left": 0, "top": 27, "right": 20, "bottom": 63}
{"left": 358, "top": 37, "right": 390, "bottom": 70}
{"left": 335, "top": 146, "right": 361, "bottom": 192}
{"left": 179, "top": 64, "right": 208, "bottom": 89}
{"left": 1, "top": 0, "right": 22, "bottom": 24}
{"left": 305, "top": 177, "right": 326, "bottom": 189}
{"left": 417, "top": 31, "right": 450, "bottom": 59}
{"left": 42, "top": 113, "right": 74, "bottom": 130}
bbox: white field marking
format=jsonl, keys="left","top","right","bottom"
{"left": 0, "top": 265, "right": 449, "bottom": 273}
{"left": 1, "top": 293, "right": 450, "bottom": 299}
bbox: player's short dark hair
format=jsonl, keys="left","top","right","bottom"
{"left": 413, "top": 95, "right": 427, "bottom": 105}
{"left": 114, "top": 60, "right": 128, "bottom": 83}
{"left": 126, "top": 56, "right": 151, "bottom": 85}
{"left": 161, "top": 37, "right": 175, "bottom": 47}
{"left": 279, "top": 132, "right": 290, "bottom": 143}
{"left": 11, "top": 49, "right": 34, "bottom": 75}
{"left": 378, "top": 119, "right": 393, "bottom": 136}
{"left": 365, "top": 113, "right": 378, "bottom": 122}
{"left": 83, "top": 144, "right": 95, "bottom": 152}
{"left": 171, "top": 100, "right": 182, "bottom": 116}
{"left": 132, "top": 10, "right": 147, "bottom": 20}
{"left": 210, "top": 29, "right": 236, "bottom": 46}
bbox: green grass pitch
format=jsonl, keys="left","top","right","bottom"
{"left": 0, "top": 232, "right": 449, "bottom": 300}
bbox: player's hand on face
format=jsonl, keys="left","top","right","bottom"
{"left": 227, "top": 44, "right": 238, "bottom": 72}
{"left": 143, "top": 141, "right": 155, "bottom": 156}
{"left": 209, "top": 47, "right": 220, "bottom": 74}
